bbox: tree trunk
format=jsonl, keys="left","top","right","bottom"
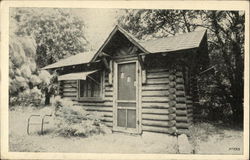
{"left": 44, "top": 87, "right": 51, "bottom": 105}
{"left": 45, "top": 94, "right": 51, "bottom": 105}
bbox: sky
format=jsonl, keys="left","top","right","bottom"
{"left": 71, "top": 8, "right": 125, "bottom": 50}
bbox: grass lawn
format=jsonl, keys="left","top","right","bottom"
{"left": 9, "top": 107, "right": 243, "bottom": 154}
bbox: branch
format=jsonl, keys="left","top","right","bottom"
{"left": 208, "top": 40, "right": 220, "bottom": 48}
{"left": 181, "top": 11, "right": 191, "bottom": 32}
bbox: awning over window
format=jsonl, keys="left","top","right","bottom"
{"left": 58, "top": 70, "right": 98, "bottom": 81}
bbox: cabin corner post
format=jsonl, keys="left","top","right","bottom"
{"left": 168, "top": 68, "right": 177, "bottom": 135}
{"left": 175, "top": 65, "right": 190, "bottom": 136}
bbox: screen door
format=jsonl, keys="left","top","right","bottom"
{"left": 115, "top": 61, "right": 138, "bottom": 132}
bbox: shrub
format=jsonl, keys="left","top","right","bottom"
{"left": 52, "top": 97, "right": 111, "bottom": 137}
{"left": 9, "top": 87, "right": 43, "bottom": 107}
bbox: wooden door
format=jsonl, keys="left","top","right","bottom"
{"left": 114, "top": 61, "right": 139, "bottom": 133}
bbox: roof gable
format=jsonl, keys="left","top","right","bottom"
{"left": 91, "top": 25, "right": 149, "bottom": 61}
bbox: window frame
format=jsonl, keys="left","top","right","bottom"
{"left": 77, "top": 70, "right": 105, "bottom": 102}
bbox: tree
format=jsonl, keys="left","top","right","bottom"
{"left": 9, "top": 8, "right": 90, "bottom": 106}
{"left": 10, "top": 8, "right": 89, "bottom": 68}
{"left": 118, "top": 9, "right": 245, "bottom": 123}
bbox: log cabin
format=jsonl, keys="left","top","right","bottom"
{"left": 43, "top": 25, "right": 209, "bottom": 135}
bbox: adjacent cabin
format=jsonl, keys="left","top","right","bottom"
{"left": 43, "top": 25, "right": 208, "bottom": 135}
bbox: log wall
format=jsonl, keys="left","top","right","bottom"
{"left": 59, "top": 66, "right": 193, "bottom": 135}
{"left": 141, "top": 68, "right": 176, "bottom": 134}
{"left": 59, "top": 72, "right": 113, "bottom": 127}
{"left": 141, "top": 66, "right": 193, "bottom": 135}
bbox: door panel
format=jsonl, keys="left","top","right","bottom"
{"left": 127, "top": 109, "right": 136, "bottom": 128}
{"left": 118, "top": 63, "right": 136, "bottom": 100}
{"left": 117, "top": 109, "right": 126, "bottom": 127}
{"left": 117, "top": 102, "right": 136, "bottom": 108}
{"left": 116, "top": 62, "right": 138, "bottom": 131}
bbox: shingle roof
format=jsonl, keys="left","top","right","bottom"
{"left": 139, "top": 30, "right": 206, "bottom": 53}
{"left": 42, "top": 51, "right": 95, "bottom": 70}
{"left": 43, "top": 26, "right": 207, "bottom": 70}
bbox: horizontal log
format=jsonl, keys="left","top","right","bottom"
{"left": 63, "top": 84, "right": 77, "bottom": 88}
{"left": 142, "top": 126, "right": 176, "bottom": 134}
{"left": 176, "top": 116, "right": 188, "bottom": 122}
{"left": 147, "top": 78, "right": 170, "bottom": 85}
{"left": 100, "top": 117, "right": 113, "bottom": 122}
{"left": 62, "top": 95, "right": 76, "bottom": 98}
{"left": 142, "top": 114, "right": 173, "bottom": 121}
{"left": 105, "top": 87, "right": 113, "bottom": 92}
{"left": 142, "top": 97, "right": 169, "bottom": 103}
{"left": 147, "top": 72, "right": 169, "bottom": 79}
{"left": 63, "top": 88, "right": 77, "bottom": 92}
{"left": 175, "top": 84, "right": 185, "bottom": 91}
{"left": 62, "top": 92, "right": 77, "bottom": 97}
{"left": 142, "top": 84, "right": 169, "bottom": 91}
{"left": 187, "top": 113, "right": 193, "bottom": 118}
{"left": 63, "top": 80, "right": 77, "bottom": 84}
{"left": 175, "top": 71, "right": 183, "bottom": 77}
{"left": 147, "top": 68, "right": 169, "bottom": 73}
{"left": 176, "top": 97, "right": 186, "bottom": 103}
{"left": 76, "top": 102, "right": 113, "bottom": 107}
{"left": 142, "top": 103, "right": 169, "bottom": 109}
{"left": 104, "top": 96, "right": 113, "bottom": 102}
{"left": 186, "top": 96, "right": 192, "bottom": 100}
{"left": 142, "top": 126, "right": 169, "bottom": 133}
{"left": 82, "top": 110, "right": 112, "bottom": 118}
{"left": 176, "top": 78, "right": 184, "bottom": 84}
{"left": 105, "top": 83, "right": 113, "bottom": 87}
{"left": 176, "top": 110, "right": 187, "bottom": 116}
{"left": 176, "top": 104, "right": 187, "bottom": 109}
{"left": 63, "top": 91, "right": 77, "bottom": 94}
{"left": 176, "top": 122, "right": 190, "bottom": 129}
{"left": 177, "top": 129, "right": 190, "bottom": 136}
{"left": 186, "top": 100, "right": 193, "bottom": 104}
{"left": 81, "top": 106, "right": 113, "bottom": 112}
{"left": 142, "top": 108, "right": 169, "bottom": 115}
{"left": 142, "top": 90, "right": 169, "bottom": 97}
{"left": 187, "top": 108, "right": 193, "bottom": 112}
{"left": 105, "top": 91, "right": 113, "bottom": 97}
{"left": 176, "top": 91, "right": 185, "bottom": 97}
{"left": 142, "top": 120, "right": 174, "bottom": 127}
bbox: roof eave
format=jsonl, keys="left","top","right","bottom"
{"left": 42, "top": 60, "right": 101, "bottom": 70}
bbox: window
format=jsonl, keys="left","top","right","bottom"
{"left": 78, "top": 71, "right": 103, "bottom": 100}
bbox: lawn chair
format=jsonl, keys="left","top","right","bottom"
{"left": 27, "top": 114, "right": 52, "bottom": 135}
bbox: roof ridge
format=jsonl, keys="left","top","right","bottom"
{"left": 140, "top": 29, "right": 207, "bottom": 43}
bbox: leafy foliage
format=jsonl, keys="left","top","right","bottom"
{"left": 9, "top": 34, "right": 43, "bottom": 106}
{"left": 119, "top": 10, "right": 244, "bottom": 122}
{"left": 10, "top": 8, "right": 89, "bottom": 68}
{"left": 9, "top": 8, "right": 89, "bottom": 106}
{"left": 52, "top": 97, "right": 111, "bottom": 137}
